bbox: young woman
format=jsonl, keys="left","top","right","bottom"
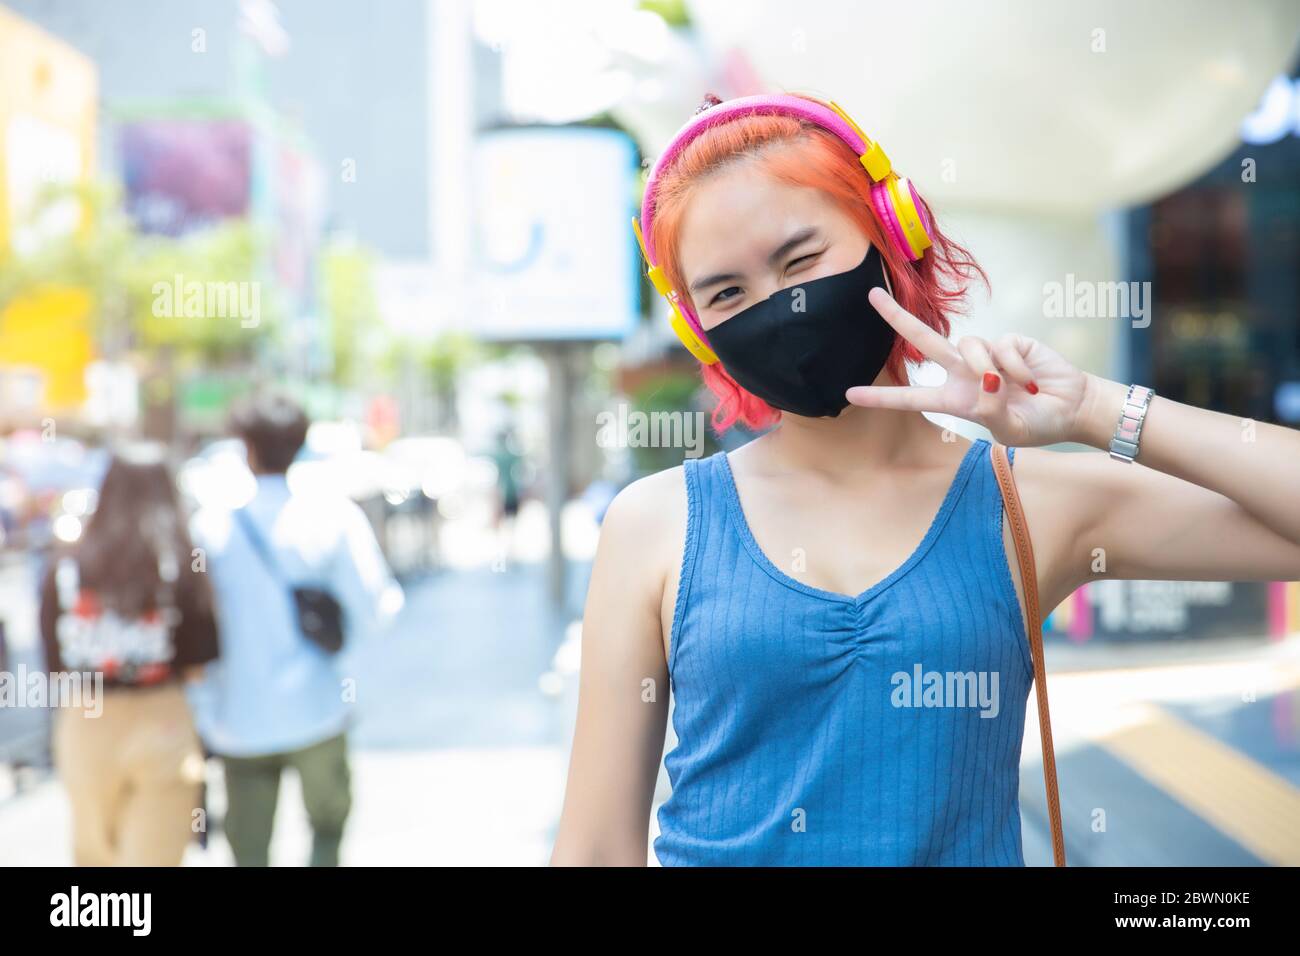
{"left": 550, "top": 92, "right": 1300, "bottom": 866}
{"left": 40, "top": 442, "right": 218, "bottom": 866}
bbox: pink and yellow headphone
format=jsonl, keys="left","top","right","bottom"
{"left": 632, "top": 93, "right": 934, "bottom": 365}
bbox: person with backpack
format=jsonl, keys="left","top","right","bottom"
{"left": 187, "top": 393, "right": 403, "bottom": 866}
{"left": 39, "top": 442, "right": 218, "bottom": 866}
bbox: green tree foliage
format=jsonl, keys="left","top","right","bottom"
{"left": 0, "top": 180, "right": 277, "bottom": 365}
{"left": 318, "top": 237, "right": 380, "bottom": 387}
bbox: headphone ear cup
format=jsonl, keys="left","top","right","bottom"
{"left": 902, "top": 178, "right": 935, "bottom": 254}
{"left": 870, "top": 180, "right": 919, "bottom": 262}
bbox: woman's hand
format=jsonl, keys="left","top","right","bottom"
{"left": 845, "top": 287, "right": 1092, "bottom": 447}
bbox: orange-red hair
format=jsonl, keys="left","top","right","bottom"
{"left": 648, "top": 103, "right": 987, "bottom": 433}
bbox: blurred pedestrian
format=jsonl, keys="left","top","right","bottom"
{"left": 489, "top": 425, "right": 524, "bottom": 561}
{"left": 39, "top": 442, "right": 217, "bottom": 866}
{"left": 187, "top": 393, "right": 403, "bottom": 866}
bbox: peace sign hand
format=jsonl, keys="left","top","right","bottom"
{"left": 845, "top": 287, "right": 1091, "bottom": 448}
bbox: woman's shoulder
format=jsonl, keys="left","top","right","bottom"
{"left": 602, "top": 462, "right": 690, "bottom": 539}
{"left": 587, "top": 463, "right": 693, "bottom": 638}
{"left": 595, "top": 463, "right": 692, "bottom": 580}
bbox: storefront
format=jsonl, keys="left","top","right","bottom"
{"left": 1124, "top": 71, "right": 1300, "bottom": 428}
{"left": 1057, "top": 65, "right": 1300, "bottom": 643}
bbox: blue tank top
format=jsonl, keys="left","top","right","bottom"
{"left": 655, "top": 438, "right": 1034, "bottom": 866}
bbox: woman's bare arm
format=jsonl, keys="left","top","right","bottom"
{"left": 550, "top": 467, "right": 683, "bottom": 866}
{"left": 1055, "top": 377, "right": 1300, "bottom": 590}
{"left": 844, "top": 289, "right": 1300, "bottom": 606}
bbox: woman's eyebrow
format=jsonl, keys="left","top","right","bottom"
{"left": 687, "top": 227, "right": 821, "bottom": 296}
{"left": 766, "top": 226, "right": 819, "bottom": 266}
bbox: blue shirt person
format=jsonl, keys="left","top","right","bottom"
{"left": 187, "top": 472, "right": 403, "bottom": 756}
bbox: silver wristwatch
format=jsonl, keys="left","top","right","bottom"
{"left": 1108, "top": 384, "right": 1154, "bottom": 463}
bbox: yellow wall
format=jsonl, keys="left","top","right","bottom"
{"left": 0, "top": 287, "right": 93, "bottom": 408}
{"left": 0, "top": 4, "right": 98, "bottom": 410}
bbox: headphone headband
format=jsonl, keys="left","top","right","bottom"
{"left": 640, "top": 94, "right": 884, "bottom": 263}
{"left": 634, "top": 92, "right": 930, "bottom": 365}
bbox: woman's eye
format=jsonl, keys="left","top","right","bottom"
{"left": 787, "top": 252, "right": 819, "bottom": 271}
{"left": 710, "top": 286, "right": 742, "bottom": 306}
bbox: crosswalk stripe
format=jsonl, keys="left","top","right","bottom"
{"left": 1096, "top": 701, "right": 1300, "bottom": 865}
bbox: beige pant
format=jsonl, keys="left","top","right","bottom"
{"left": 52, "top": 682, "right": 206, "bottom": 866}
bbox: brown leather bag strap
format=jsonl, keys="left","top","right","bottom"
{"left": 990, "top": 442, "right": 1066, "bottom": 867}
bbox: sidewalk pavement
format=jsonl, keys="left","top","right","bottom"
{"left": 1020, "top": 631, "right": 1300, "bottom": 865}
{"left": 1, "top": 747, "right": 566, "bottom": 866}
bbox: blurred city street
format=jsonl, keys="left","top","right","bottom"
{"left": 0, "top": 0, "right": 1297, "bottom": 873}
{"left": 0, "top": 524, "right": 589, "bottom": 866}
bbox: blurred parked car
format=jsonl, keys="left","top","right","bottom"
{"left": 0, "top": 432, "right": 108, "bottom": 552}
{"left": 179, "top": 424, "right": 461, "bottom": 579}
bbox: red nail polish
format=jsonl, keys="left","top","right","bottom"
{"left": 1026, "top": 381, "right": 1039, "bottom": 395}
{"left": 982, "top": 372, "right": 1000, "bottom": 393}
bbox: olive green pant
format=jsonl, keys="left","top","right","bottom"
{"left": 220, "top": 732, "right": 351, "bottom": 866}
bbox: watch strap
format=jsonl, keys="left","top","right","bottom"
{"left": 1108, "top": 384, "right": 1154, "bottom": 463}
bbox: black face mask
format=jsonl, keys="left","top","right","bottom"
{"left": 704, "top": 245, "right": 896, "bottom": 419}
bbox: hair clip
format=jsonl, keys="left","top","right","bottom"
{"left": 694, "top": 92, "right": 723, "bottom": 115}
